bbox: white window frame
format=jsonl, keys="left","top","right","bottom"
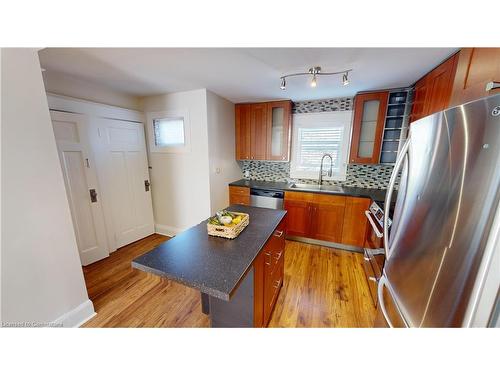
{"left": 290, "top": 111, "right": 353, "bottom": 181}
{"left": 146, "top": 109, "right": 191, "bottom": 153}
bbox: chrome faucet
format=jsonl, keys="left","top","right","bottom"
{"left": 318, "top": 153, "right": 333, "bottom": 185}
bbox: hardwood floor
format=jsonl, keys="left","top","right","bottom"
{"left": 82, "top": 234, "right": 209, "bottom": 327}
{"left": 82, "top": 235, "right": 375, "bottom": 328}
{"left": 268, "top": 240, "right": 376, "bottom": 327}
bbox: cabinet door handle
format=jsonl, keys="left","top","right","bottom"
{"left": 485, "top": 81, "right": 500, "bottom": 91}
{"left": 274, "top": 251, "right": 283, "bottom": 261}
{"left": 274, "top": 230, "right": 284, "bottom": 238}
{"left": 274, "top": 279, "right": 281, "bottom": 289}
{"left": 264, "top": 251, "right": 272, "bottom": 265}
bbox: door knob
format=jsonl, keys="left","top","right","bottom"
{"left": 89, "top": 189, "right": 98, "bottom": 203}
{"left": 144, "top": 180, "right": 151, "bottom": 192}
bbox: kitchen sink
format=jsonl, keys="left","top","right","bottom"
{"left": 289, "top": 183, "right": 344, "bottom": 193}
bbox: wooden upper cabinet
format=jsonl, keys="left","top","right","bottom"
{"left": 349, "top": 91, "right": 389, "bottom": 164}
{"left": 449, "top": 48, "right": 500, "bottom": 107}
{"left": 266, "top": 100, "right": 292, "bottom": 161}
{"left": 411, "top": 77, "right": 430, "bottom": 122}
{"left": 250, "top": 103, "right": 268, "bottom": 160}
{"left": 410, "top": 53, "right": 459, "bottom": 122}
{"left": 235, "top": 104, "right": 251, "bottom": 160}
{"left": 235, "top": 100, "right": 292, "bottom": 161}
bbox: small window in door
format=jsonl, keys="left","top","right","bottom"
{"left": 153, "top": 117, "right": 185, "bottom": 147}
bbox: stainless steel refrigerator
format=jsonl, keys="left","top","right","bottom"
{"left": 378, "top": 94, "right": 500, "bottom": 328}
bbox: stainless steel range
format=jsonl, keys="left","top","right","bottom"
{"left": 363, "top": 201, "right": 392, "bottom": 307}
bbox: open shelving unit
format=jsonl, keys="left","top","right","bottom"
{"left": 379, "top": 88, "right": 413, "bottom": 164}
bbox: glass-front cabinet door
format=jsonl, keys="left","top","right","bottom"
{"left": 266, "top": 100, "right": 292, "bottom": 161}
{"left": 349, "top": 92, "right": 388, "bottom": 164}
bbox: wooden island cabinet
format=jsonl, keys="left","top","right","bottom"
{"left": 284, "top": 191, "right": 370, "bottom": 248}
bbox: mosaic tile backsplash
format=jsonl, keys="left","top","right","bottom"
{"left": 238, "top": 161, "right": 396, "bottom": 189}
{"left": 293, "top": 97, "right": 353, "bottom": 113}
{"left": 237, "top": 97, "right": 396, "bottom": 190}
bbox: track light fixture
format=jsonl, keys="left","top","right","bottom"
{"left": 342, "top": 71, "right": 349, "bottom": 86}
{"left": 279, "top": 66, "right": 352, "bottom": 90}
{"left": 280, "top": 77, "right": 286, "bottom": 90}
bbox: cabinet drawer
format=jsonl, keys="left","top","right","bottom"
{"left": 314, "top": 194, "right": 346, "bottom": 205}
{"left": 229, "top": 193, "right": 250, "bottom": 206}
{"left": 229, "top": 186, "right": 250, "bottom": 196}
{"left": 284, "top": 191, "right": 316, "bottom": 203}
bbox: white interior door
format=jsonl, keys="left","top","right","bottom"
{"left": 92, "top": 118, "right": 154, "bottom": 248}
{"left": 50, "top": 111, "right": 109, "bottom": 266}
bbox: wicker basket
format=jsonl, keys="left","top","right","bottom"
{"left": 207, "top": 212, "right": 249, "bottom": 239}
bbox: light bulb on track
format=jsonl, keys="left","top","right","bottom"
{"left": 310, "top": 74, "right": 317, "bottom": 88}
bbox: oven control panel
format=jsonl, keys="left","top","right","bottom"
{"left": 369, "top": 201, "right": 391, "bottom": 229}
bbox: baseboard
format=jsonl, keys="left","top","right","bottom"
{"left": 286, "top": 236, "right": 364, "bottom": 253}
{"left": 53, "top": 299, "right": 96, "bottom": 328}
{"left": 155, "top": 224, "right": 184, "bottom": 237}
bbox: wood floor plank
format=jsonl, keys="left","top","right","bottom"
{"left": 82, "top": 235, "right": 375, "bottom": 328}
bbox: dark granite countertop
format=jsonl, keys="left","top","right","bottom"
{"left": 132, "top": 205, "right": 287, "bottom": 301}
{"left": 229, "top": 179, "right": 395, "bottom": 203}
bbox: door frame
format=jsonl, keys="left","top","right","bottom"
{"left": 47, "top": 93, "right": 147, "bottom": 253}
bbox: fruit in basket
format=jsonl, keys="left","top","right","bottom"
{"left": 219, "top": 215, "right": 233, "bottom": 225}
{"left": 232, "top": 215, "right": 242, "bottom": 225}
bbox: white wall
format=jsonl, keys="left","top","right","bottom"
{"left": 41, "top": 69, "right": 141, "bottom": 111}
{"left": 1, "top": 48, "right": 94, "bottom": 327}
{"left": 206, "top": 90, "right": 241, "bottom": 214}
{"left": 140, "top": 89, "right": 212, "bottom": 235}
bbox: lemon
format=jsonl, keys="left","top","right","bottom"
{"left": 232, "top": 216, "right": 242, "bottom": 224}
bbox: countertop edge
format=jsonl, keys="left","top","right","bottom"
{"left": 131, "top": 260, "right": 231, "bottom": 301}
{"left": 229, "top": 179, "right": 391, "bottom": 201}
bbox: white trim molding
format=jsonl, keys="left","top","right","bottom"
{"left": 46, "top": 93, "right": 144, "bottom": 123}
{"left": 154, "top": 224, "right": 184, "bottom": 237}
{"left": 53, "top": 299, "right": 96, "bottom": 328}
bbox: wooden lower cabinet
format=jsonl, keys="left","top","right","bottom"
{"left": 228, "top": 186, "right": 250, "bottom": 206}
{"left": 284, "top": 191, "right": 370, "bottom": 247}
{"left": 342, "top": 197, "right": 371, "bottom": 247}
{"left": 310, "top": 198, "right": 345, "bottom": 243}
{"left": 283, "top": 199, "right": 310, "bottom": 237}
{"left": 253, "top": 219, "right": 285, "bottom": 327}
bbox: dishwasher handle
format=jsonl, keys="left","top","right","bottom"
{"left": 250, "top": 188, "right": 284, "bottom": 199}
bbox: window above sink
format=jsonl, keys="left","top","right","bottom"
{"left": 290, "top": 111, "right": 353, "bottom": 181}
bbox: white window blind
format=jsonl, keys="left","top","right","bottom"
{"left": 153, "top": 117, "right": 185, "bottom": 147}
{"left": 147, "top": 109, "right": 191, "bottom": 154}
{"left": 290, "top": 112, "right": 352, "bottom": 180}
{"left": 296, "top": 127, "right": 343, "bottom": 173}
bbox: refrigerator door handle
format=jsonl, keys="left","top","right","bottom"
{"left": 384, "top": 136, "right": 411, "bottom": 259}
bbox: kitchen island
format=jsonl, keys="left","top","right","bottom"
{"left": 132, "top": 205, "right": 287, "bottom": 327}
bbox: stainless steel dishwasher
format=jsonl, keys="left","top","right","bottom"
{"left": 250, "top": 188, "right": 284, "bottom": 209}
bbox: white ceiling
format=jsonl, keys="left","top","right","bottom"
{"left": 38, "top": 48, "right": 458, "bottom": 103}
